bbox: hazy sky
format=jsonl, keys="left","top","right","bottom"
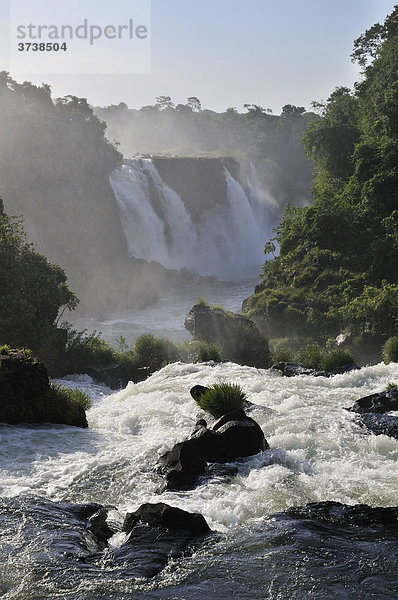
{"left": 1, "top": 0, "right": 396, "bottom": 113}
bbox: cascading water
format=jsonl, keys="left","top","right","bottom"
{"left": 109, "top": 159, "right": 274, "bottom": 280}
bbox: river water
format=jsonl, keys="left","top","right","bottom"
{"left": 1, "top": 359, "right": 398, "bottom": 598}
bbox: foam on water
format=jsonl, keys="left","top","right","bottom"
{"left": 1, "top": 361, "right": 398, "bottom": 532}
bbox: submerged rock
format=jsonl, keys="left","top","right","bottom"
{"left": 158, "top": 386, "right": 268, "bottom": 491}
{"left": 284, "top": 500, "right": 398, "bottom": 529}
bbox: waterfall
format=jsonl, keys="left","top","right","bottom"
{"left": 110, "top": 158, "right": 273, "bottom": 280}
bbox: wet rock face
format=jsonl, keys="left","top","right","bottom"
{"left": 0, "top": 348, "right": 88, "bottom": 428}
{"left": 184, "top": 303, "right": 270, "bottom": 368}
{"left": 0, "top": 496, "right": 211, "bottom": 584}
{"left": 348, "top": 387, "right": 398, "bottom": 439}
{"left": 123, "top": 502, "right": 210, "bottom": 535}
{"left": 285, "top": 500, "right": 398, "bottom": 529}
{"left": 348, "top": 387, "right": 398, "bottom": 414}
{"left": 0, "top": 349, "right": 49, "bottom": 425}
{"left": 158, "top": 389, "right": 269, "bottom": 491}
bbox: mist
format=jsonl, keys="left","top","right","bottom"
{"left": 0, "top": 73, "right": 314, "bottom": 329}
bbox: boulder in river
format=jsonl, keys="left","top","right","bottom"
{"left": 348, "top": 386, "right": 398, "bottom": 414}
{"left": 158, "top": 385, "right": 269, "bottom": 491}
{"left": 347, "top": 387, "right": 398, "bottom": 440}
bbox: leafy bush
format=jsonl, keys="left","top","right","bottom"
{"left": 48, "top": 383, "right": 91, "bottom": 411}
{"left": 271, "top": 348, "right": 294, "bottom": 363}
{"left": 288, "top": 343, "right": 355, "bottom": 371}
{"left": 59, "top": 326, "right": 116, "bottom": 374}
{"left": 132, "top": 333, "right": 179, "bottom": 372}
{"left": 321, "top": 349, "right": 356, "bottom": 372}
{"left": 386, "top": 382, "right": 398, "bottom": 391}
{"left": 194, "top": 382, "right": 246, "bottom": 419}
{"left": 383, "top": 337, "right": 398, "bottom": 364}
{"left": 196, "top": 342, "right": 221, "bottom": 362}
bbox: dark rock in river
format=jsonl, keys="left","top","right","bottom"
{"left": 123, "top": 502, "right": 210, "bottom": 535}
{"left": 185, "top": 303, "right": 271, "bottom": 368}
{"left": 0, "top": 496, "right": 211, "bottom": 585}
{"left": 0, "top": 348, "right": 88, "bottom": 427}
{"left": 272, "top": 361, "right": 358, "bottom": 378}
{"left": 158, "top": 391, "right": 268, "bottom": 491}
{"left": 348, "top": 386, "right": 398, "bottom": 414}
{"left": 284, "top": 500, "right": 398, "bottom": 529}
{"left": 348, "top": 387, "right": 398, "bottom": 439}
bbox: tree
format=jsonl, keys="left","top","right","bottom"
{"left": 187, "top": 96, "right": 202, "bottom": 112}
{"left": 155, "top": 95, "right": 175, "bottom": 110}
{"left": 281, "top": 104, "right": 305, "bottom": 118}
{"left": 0, "top": 212, "right": 78, "bottom": 351}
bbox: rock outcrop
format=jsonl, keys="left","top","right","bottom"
{"left": 184, "top": 303, "right": 270, "bottom": 368}
{"left": 348, "top": 387, "right": 398, "bottom": 439}
{"left": 0, "top": 348, "right": 88, "bottom": 427}
{"left": 158, "top": 386, "right": 268, "bottom": 491}
{"left": 0, "top": 496, "right": 211, "bottom": 584}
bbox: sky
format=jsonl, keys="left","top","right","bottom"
{"left": 0, "top": 0, "right": 396, "bottom": 114}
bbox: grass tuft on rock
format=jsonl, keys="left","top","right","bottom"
{"left": 194, "top": 382, "right": 246, "bottom": 419}
{"left": 46, "top": 383, "right": 91, "bottom": 426}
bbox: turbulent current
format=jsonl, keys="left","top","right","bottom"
{"left": 1, "top": 360, "right": 398, "bottom": 598}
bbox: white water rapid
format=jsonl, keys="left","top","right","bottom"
{"left": 109, "top": 159, "right": 274, "bottom": 280}
{"left": 1, "top": 361, "right": 398, "bottom": 598}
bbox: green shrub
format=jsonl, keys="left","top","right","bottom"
{"left": 295, "top": 343, "right": 355, "bottom": 372}
{"left": 196, "top": 342, "right": 221, "bottom": 362}
{"left": 296, "top": 344, "right": 323, "bottom": 370}
{"left": 197, "top": 296, "right": 208, "bottom": 306}
{"left": 194, "top": 382, "right": 246, "bottom": 419}
{"left": 271, "top": 348, "right": 294, "bottom": 363}
{"left": 321, "top": 349, "right": 355, "bottom": 372}
{"left": 132, "top": 333, "right": 179, "bottom": 372}
{"left": 48, "top": 383, "right": 91, "bottom": 411}
{"left": 383, "top": 337, "right": 398, "bottom": 364}
{"left": 60, "top": 326, "right": 115, "bottom": 374}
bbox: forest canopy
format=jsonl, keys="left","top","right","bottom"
{"left": 243, "top": 5, "right": 398, "bottom": 361}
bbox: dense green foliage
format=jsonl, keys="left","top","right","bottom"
{"left": 244, "top": 7, "right": 398, "bottom": 363}
{"left": 96, "top": 100, "right": 315, "bottom": 211}
{"left": 272, "top": 344, "right": 355, "bottom": 372}
{"left": 56, "top": 329, "right": 180, "bottom": 385}
{"left": 383, "top": 337, "right": 398, "bottom": 364}
{"left": 194, "top": 383, "right": 247, "bottom": 419}
{"left": 132, "top": 333, "right": 179, "bottom": 372}
{"left": 0, "top": 211, "right": 78, "bottom": 355}
{"left": 178, "top": 340, "right": 222, "bottom": 363}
